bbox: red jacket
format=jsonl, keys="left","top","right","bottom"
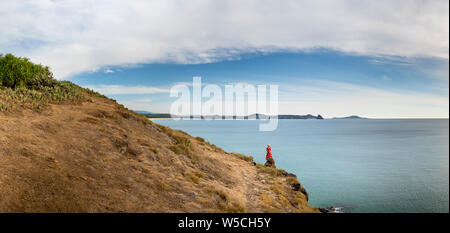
{"left": 266, "top": 146, "right": 272, "bottom": 160}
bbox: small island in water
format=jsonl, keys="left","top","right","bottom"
{"left": 332, "top": 115, "right": 367, "bottom": 119}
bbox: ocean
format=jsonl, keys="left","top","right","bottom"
{"left": 155, "top": 119, "right": 449, "bottom": 213}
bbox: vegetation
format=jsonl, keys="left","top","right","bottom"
{"left": 0, "top": 53, "right": 55, "bottom": 88}
{"left": 255, "top": 163, "right": 288, "bottom": 177}
{"left": 168, "top": 134, "right": 195, "bottom": 157}
{"left": 157, "top": 124, "right": 198, "bottom": 160}
{"left": 0, "top": 53, "right": 104, "bottom": 112}
{"left": 188, "top": 173, "right": 200, "bottom": 184}
{"left": 144, "top": 113, "right": 171, "bottom": 118}
{"left": 231, "top": 152, "right": 254, "bottom": 162}
{"left": 205, "top": 185, "right": 246, "bottom": 213}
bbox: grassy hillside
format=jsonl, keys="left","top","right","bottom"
{"left": 0, "top": 54, "right": 318, "bottom": 213}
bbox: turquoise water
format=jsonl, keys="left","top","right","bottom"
{"left": 155, "top": 119, "right": 449, "bottom": 213}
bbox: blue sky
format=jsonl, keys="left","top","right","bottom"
{"left": 1, "top": 0, "right": 448, "bottom": 118}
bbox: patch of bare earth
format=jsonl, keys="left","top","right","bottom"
{"left": 0, "top": 95, "right": 318, "bottom": 213}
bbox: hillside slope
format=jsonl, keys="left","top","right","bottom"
{"left": 0, "top": 94, "right": 318, "bottom": 212}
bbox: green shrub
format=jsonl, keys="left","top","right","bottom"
{"left": 0, "top": 53, "right": 56, "bottom": 89}
{"left": 0, "top": 54, "right": 97, "bottom": 112}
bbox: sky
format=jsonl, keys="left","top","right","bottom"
{"left": 1, "top": 0, "right": 448, "bottom": 118}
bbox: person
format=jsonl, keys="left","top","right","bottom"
{"left": 265, "top": 144, "right": 276, "bottom": 167}
{"left": 266, "top": 144, "right": 272, "bottom": 160}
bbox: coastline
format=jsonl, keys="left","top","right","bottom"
{"left": 147, "top": 118, "right": 171, "bottom": 121}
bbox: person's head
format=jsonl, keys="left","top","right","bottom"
{"left": 267, "top": 144, "right": 271, "bottom": 147}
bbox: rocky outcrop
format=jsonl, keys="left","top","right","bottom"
{"left": 264, "top": 158, "right": 276, "bottom": 168}
{"left": 290, "top": 181, "right": 309, "bottom": 201}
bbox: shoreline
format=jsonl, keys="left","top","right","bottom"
{"left": 147, "top": 118, "right": 171, "bottom": 121}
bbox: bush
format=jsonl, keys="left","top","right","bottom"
{"left": 0, "top": 54, "right": 100, "bottom": 112}
{"left": 0, "top": 53, "right": 56, "bottom": 89}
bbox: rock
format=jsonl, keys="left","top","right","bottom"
{"left": 264, "top": 158, "right": 276, "bottom": 168}
{"left": 299, "top": 186, "right": 308, "bottom": 201}
{"left": 119, "top": 146, "right": 127, "bottom": 154}
{"left": 291, "top": 182, "right": 300, "bottom": 191}
{"left": 319, "top": 206, "right": 336, "bottom": 213}
{"left": 290, "top": 182, "right": 309, "bottom": 201}
{"left": 286, "top": 173, "right": 296, "bottom": 177}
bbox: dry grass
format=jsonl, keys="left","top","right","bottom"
{"left": 187, "top": 173, "right": 200, "bottom": 184}
{"left": 231, "top": 152, "right": 254, "bottom": 162}
{"left": 255, "top": 163, "right": 288, "bottom": 176}
{"left": 148, "top": 146, "right": 158, "bottom": 154}
{"left": 0, "top": 91, "right": 317, "bottom": 213}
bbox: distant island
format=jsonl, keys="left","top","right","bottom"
{"left": 143, "top": 111, "right": 369, "bottom": 120}
{"left": 332, "top": 115, "right": 367, "bottom": 119}
{"left": 143, "top": 113, "right": 324, "bottom": 120}
{"left": 142, "top": 112, "right": 369, "bottom": 120}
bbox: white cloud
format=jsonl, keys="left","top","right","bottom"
{"left": 103, "top": 68, "right": 114, "bottom": 74}
{"left": 84, "top": 85, "right": 169, "bottom": 94}
{"left": 381, "top": 75, "right": 391, "bottom": 81}
{"left": 0, "top": 0, "right": 448, "bottom": 78}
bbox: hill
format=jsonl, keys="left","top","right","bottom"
{"left": 332, "top": 115, "right": 367, "bottom": 119}
{"left": 0, "top": 54, "right": 317, "bottom": 213}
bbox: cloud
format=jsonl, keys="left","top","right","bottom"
{"left": 381, "top": 75, "right": 391, "bottom": 81}
{"left": 103, "top": 68, "right": 114, "bottom": 74}
{"left": 1, "top": 0, "right": 448, "bottom": 78}
{"left": 84, "top": 85, "right": 169, "bottom": 94}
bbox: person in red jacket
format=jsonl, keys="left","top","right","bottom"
{"left": 265, "top": 144, "right": 275, "bottom": 167}
{"left": 266, "top": 144, "right": 272, "bottom": 160}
